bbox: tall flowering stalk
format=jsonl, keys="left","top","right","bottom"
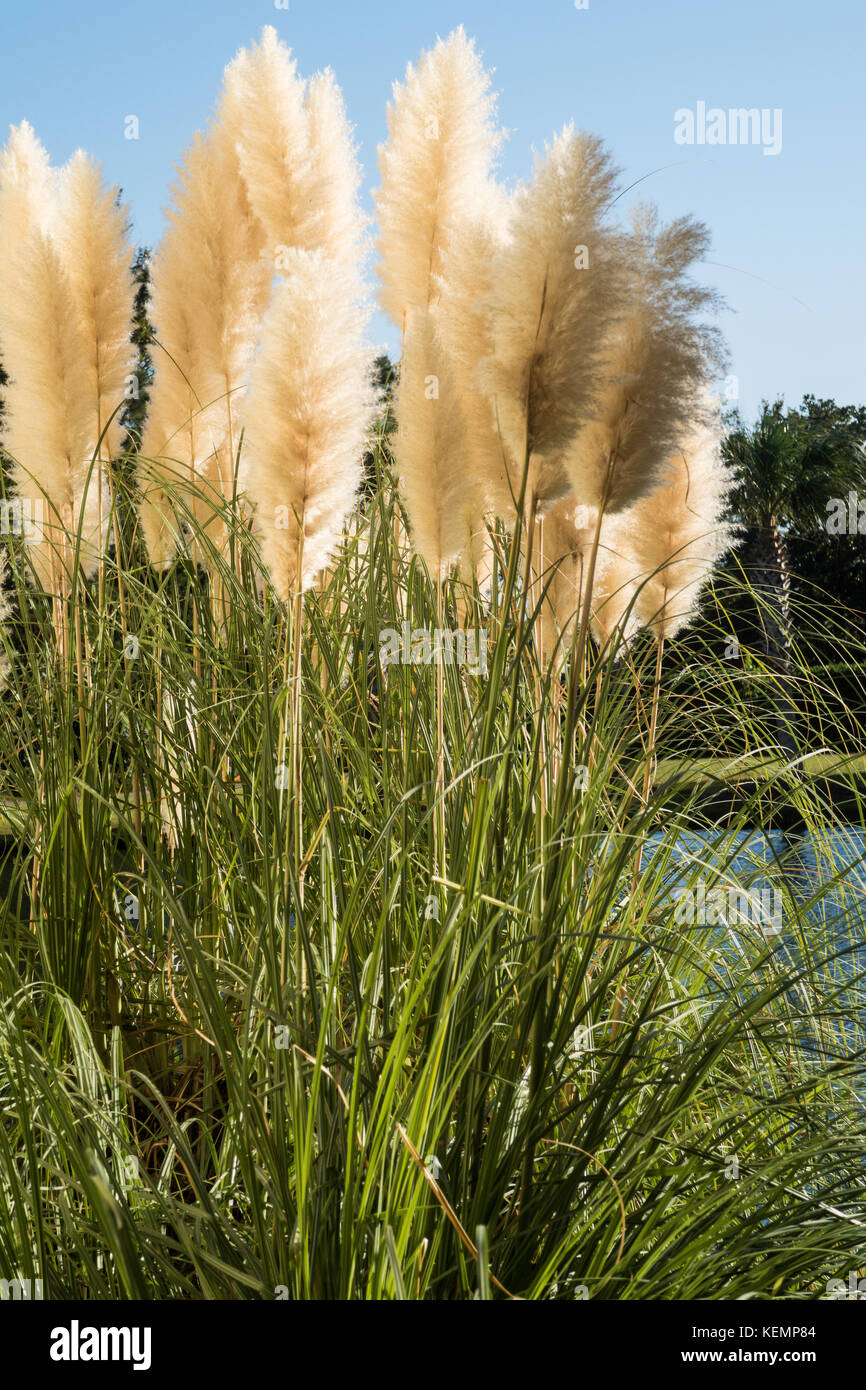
{"left": 0, "top": 122, "right": 135, "bottom": 933}
{"left": 375, "top": 27, "right": 502, "bottom": 887}
{"left": 241, "top": 244, "right": 372, "bottom": 992}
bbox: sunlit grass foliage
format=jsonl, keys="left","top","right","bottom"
{"left": 0, "top": 455, "right": 863, "bottom": 1300}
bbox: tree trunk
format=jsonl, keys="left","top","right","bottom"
{"left": 746, "top": 520, "right": 799, "bottom": 760}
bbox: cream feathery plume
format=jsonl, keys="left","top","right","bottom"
{"left": 590, "top": 514, "right": 643, "bottom": 649}
{"left": 0, "top": 123, "right": 99, "bottom": 590}
{"left": 241, "top": 247, "right": 373, "bottom": 599}
{"left": 614, "top": 411, "right": 732, "bottom": 640}
{"left": 567, "top": 206, "right": 721, "bottom": 517}
{"left": 374, "top": 26, "right": 501, "bottom": 327}
{"left": 447, "top": 202, "right": 503, "bottom": 619}
{"left": 140, "top": 119, "right": 271, "bottom": 567}
{"left": 304, "top": 68, "right": 367, "bottom": 271}
{"left": 436, "top": 183, "right": 512, "bottom": 536}
{"left": 376, "top": 29, "right": 501, "bottom": 575}
{"left": 219, "top": 25, "right": 314, "bottom": 267}
{"left": 455, "top": 521, "right": 494, "bottom": 627}
{"left": 54, "top": 151, "right": 136, "bottom": 464}
{"left": 538, "top": 498, "right": 597, "bottom": 672}
{"left": 482, "top": 126, "right": 625, "bottom": 519}
{"left": 539, "top": 501, "right": 642, "bottom": 667}
{"left": 392, "top": 306, "right": 470, "bottom": 581}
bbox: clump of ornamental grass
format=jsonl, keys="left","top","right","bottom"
{"left": 0, "top": 458, "right": 863, "bottom": 1301}
{"left": 0, "top": 27, "right": 862, "bottom": 1307}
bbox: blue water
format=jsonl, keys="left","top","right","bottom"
{"left": 642, "top": 826, "right": 865, "bottom": 933}
{"left": 639, "top": 825, "right": 866, "bottom": 1079}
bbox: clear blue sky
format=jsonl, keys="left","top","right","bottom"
{"left": 2, "top": 0, "right": 863, "bottom": 421}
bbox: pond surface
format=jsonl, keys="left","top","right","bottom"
{"left": 641, "top": 826, "right": 866, "bottom": 1071}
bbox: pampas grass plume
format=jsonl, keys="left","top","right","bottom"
{"left": 140, "top": 118, "right": 271, "bottom": 567}
{"left": 621, "top": 412, "right": 732, "bottom": 639}
{"left": 377, "top": 29, "right": 501, "bottom": 576}
{"left": 435, "top": 186, "right": 512, "bottom": 532}
{"left": 220, "top": 26, "right": 313, "bottom": 264}
{"left": 304, "top": 69, "right": 367, "bottom": 271}
{"left": 54, "top": 150, "right": 136, "bottom": 463}
{"left": 483, "top": 126, "right": 625, "bottom": 515}
{"left": 375, "top": 26, "right": 500, "bottom": 326}
{"left": 0, "top": 123, "right": 103, "bottom": 588}
{"left": 568, "top": 207, "right": 721, "bottom": 516}
{"left": 241, "top": 247, "right": 373, "bottom": 599}
{"left": 392, "top": 306, "right": 470, "bottom": 580}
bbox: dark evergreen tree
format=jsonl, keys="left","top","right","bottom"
{"left": 722, "top": 398, "right": 866, "bottom": 753}
{"left": 120, "top": 246, "right": 154, "bottom": 452}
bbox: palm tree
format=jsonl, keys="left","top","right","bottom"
{"left": 723, "top": 401, "right": 865, "bottom": 757}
